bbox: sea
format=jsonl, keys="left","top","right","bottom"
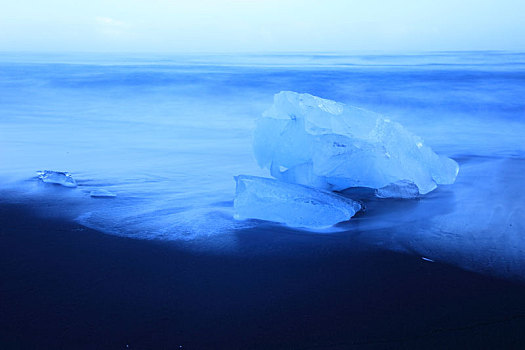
{"left": 1, "top": 51, "right": 524, "bottom": 281}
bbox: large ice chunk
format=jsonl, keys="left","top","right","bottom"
{"left": 254, "top": 91, "right": 459, "bottom": 195}
{"left": 234, "top": 175, "right": 361, "bottom": 228}
{"left": 37, "top": 170, "right": 77, "bottom": 188}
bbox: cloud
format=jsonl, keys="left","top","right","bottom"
{"left": 95, "top": 16, "right": 127, "bottom": 38}
{"left": 95, "top": 16, "right": 125, "bottom": 27}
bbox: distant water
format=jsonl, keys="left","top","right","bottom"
{"left": 1, "top": 52, "right": 524, "bottom": 281}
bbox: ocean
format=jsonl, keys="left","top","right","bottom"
{"left": 1, "top": 51, "right": 524, "bottom": 281}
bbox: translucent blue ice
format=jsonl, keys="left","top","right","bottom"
{"left": 37, "top": 170, "right": 77, "bottom": 188}
{"left": 90, "top": 189, "right": 116, "bottom": 198}
{"left": 375, "top": 180, "right": 420, "bottom": 199}
{"left": 234, "top": 175, "right": 361, "bottom": 228}
{"left": 254, "top": 91, "right": 459, "bottom": 195}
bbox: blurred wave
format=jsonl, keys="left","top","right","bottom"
{"left": 0, "top": 51, "right": 524, "bottom": 280}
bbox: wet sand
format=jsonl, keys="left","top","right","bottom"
{"left": 1, "top": 204, "right": 525, "bottom": 349}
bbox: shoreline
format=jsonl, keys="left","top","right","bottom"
{"left": 1, "top": 203, "right": 525, "bottom": 349}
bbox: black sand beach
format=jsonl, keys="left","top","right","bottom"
{"left": 1, "top": 204, "right": 525, "bottom": 349}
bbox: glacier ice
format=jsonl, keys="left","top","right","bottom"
{"left": 90, "top": 189, "right": 116, "bottom": 198}
{"left": 253, "top": 91, "right": 459, "bottom": 195}
{"left": 375, "top": 180, "right": 420, "bottom": 199}
{"left": 37, "top": 170, "right": 77, "bottom": 188}
{"left": 234, "top": 175, "right": 361, "bottom": 228}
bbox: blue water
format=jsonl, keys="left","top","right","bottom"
{"left": 1, "top": 52, "right": 524, "bottom": 280}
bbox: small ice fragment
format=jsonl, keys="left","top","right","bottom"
{"left": 375, "top": 180, "right": 420, "bottom": 199}
{"left": 421, "top": 257, "right": 435, "bottom": 262}
{"left": 90, "top": 189, "right": 116, "bottom": 198}
{"left": 234, "top": 175, "right": 361, "bottom": 228}
{"left": 37, "top": 170, "right": 77, "bottom": 188}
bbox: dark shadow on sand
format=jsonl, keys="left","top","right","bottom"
{"left": 1, "top": 204, "right": 525, "bottom": 349}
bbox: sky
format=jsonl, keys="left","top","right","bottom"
{"left": 0, "top": 0, "right": 524, "bottom": 52}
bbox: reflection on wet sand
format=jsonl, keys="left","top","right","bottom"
{"left": 345, "top": 156, "right": 525, "bottom": 281}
